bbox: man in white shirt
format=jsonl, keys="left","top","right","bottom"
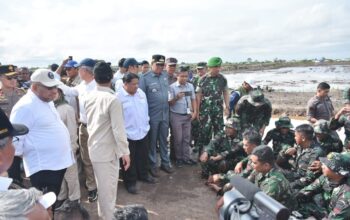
{"left": 10, "top": 69, "right": 74, "bottom": 204}
{"left": 59, "top": 58, "right": 98, "bottom": 202}
{"left": 116, "top": 72, "right": 156, "bottom": 194}
{"left": 85, "top": 61, "right": 130, "bottom": 220}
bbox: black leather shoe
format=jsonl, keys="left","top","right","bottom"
{"left": 125, "top": 184, "right": 138, "bottom": 194}
{"left": 183, "top": 159, "right": 197, "bottom": 165}
{"left": 149, "top": 167, "right": 160, "bottom": 177}
{"left": 160, "top": 165, "right": 174, "bottom": 174}
{"left": 140, "top": 176, "right": 158, "bottom": 184}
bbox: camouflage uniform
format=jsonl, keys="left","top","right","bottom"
{"left": 191, "top": 74, "right": 203, "bottom": 152}
{"left": 314, "top": 119, "right": 343, "bottom": 154}
{"left": 330, "top": 115, "right": 350, "bottom": 151}
{"left": 282, "top": 142, "right": 325, "bottom": 190}
{"left": 263, "top": 116, "right": 295, "bottom": 158}
{"left": 196, "top": 73, "right": 228, "bottom": 152}
{"left": 297, "top": 152, "right": 350, "bottom": 219}
{"left": 201, "top": 118, "right": 246, "bottom": 176}
{"left": 219, "top": 156, "right": 254, "bottom": 184}
{"left": 236, "top": 89, "right": 272, "bottom": 132}
{"left": 254, "top": 167, "right": 296, "bottom": 210}
{"left": 0, "top": 88, "right": 25, "bottom": 117}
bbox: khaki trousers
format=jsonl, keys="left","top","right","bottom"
{"left": 92, "top": 158, "right": 119, "bottom": 220}
{"left": 57, "top": 154, "right": 81, "bottom": 201}
{"left": 79, "top": 124, "right": 97, "bottom": 190}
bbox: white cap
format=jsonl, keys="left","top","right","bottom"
{"left": 244, "top": 78, "right": 257, "bottom": 88}
{"left": 31, "top": 69, "right": 62, "bottom": 87}
{"left": 38, "top": 192, "right": 56, "bottom": 209}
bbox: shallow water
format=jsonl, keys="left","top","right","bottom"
{"left": 225, "top": 65, "right": 350, "bottom": 92}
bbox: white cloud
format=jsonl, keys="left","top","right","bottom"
{"left": 0, "top": 0, "right": 349, "bottom": 67}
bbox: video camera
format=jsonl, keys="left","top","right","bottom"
{"left": 219, "top": 176, "right": 290, "bottom": 220}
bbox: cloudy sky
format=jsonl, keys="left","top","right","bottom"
{"left": 0, "top": 0, "right": 349, "bottom": 67}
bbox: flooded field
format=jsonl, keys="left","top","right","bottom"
{"left": 225, "top": 65, "right": 350, "bottom": 92}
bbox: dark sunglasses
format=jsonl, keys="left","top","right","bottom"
{"left": 6, "top": 76, "right": 17, "bottom": 80}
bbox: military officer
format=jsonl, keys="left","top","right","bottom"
{"left": 0, "top": 65, "right": 25, "bottom": 117}
{"left": 196, "top": 57, "right": 230, "bottom": 155}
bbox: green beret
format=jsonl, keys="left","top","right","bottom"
{"left": 207, "top": 57, "right": 222, "bottom": 67}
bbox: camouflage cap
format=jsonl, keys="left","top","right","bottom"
{"left": 225, "top": 117, "right": 240, "bottom": 130}
{"left": 276, "top": 116, "right": 293, "bottom": 128}
{"left": 247, "top": 89, "right": 265, "bottom": 107}
{"left": 343, "top": 87, "right": 350, "bottom": 104}
{"left": 320, "top": 152, "right": 350, "bottom": 176}
{"left": 0, "top": 65, "right": 17, "bottom": 76}
{"left": 313, "top": 119, "right": 330, "bottom": 134}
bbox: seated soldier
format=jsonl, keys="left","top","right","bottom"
{"left": 296, "top": 152, "right": 350, "bottom": 219}
{"left": 215, "top": 145, "right": 296, "bottom": 213}
{"left": 249, "top": 145, "right": 296, "bottom": 210}
{"left": 199, "top": 117, "right": 245, "bottom": 178}
{"left": 208, "top": 128, "right": 261, "bottom": 188}
{"left": 329, "top": 87, "right": 350, "bottom": 151}
{"left": 280, "top": 124, "right": 325, "bottom": 190}
{"left": 314, "top": 119, "right": 343, "bottom": 154}
{"left": 263, "top": 116, "right": 295, "bottom": 158}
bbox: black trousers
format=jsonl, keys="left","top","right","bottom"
{"left": 123, "top": 135, "right": 149, "bottom": 185}
{"left": 7, "top": 156, "right": 23, "bottom": 183}
{"left": 30, "top": 169, "right": 66, "bottom": 197}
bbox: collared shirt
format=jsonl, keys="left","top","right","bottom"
{"left": 306, "top": 95, "right": 334, "bottom": 121}
{"left": 139, "top": 71, "right": 169, "bottom": 121}
{"left": 56, "top": 103, "right": 79, "bottom": 152}
{"left": 112, "top": 70, "right": 124, "bottom": 84}
{"left": 84, "top": 86, "right": 129, "bottom": 162}
{"left": 169, "top": 81, "right": 195, "bottom": 114}
{"left": 10, "top": 90, "right": 74, "bottom": 176}
{"left": 59, "top": 80, "right": 96, "bottom": 123}
{"left": 116, "top": 87, "right": 150, "bottom": 140}
{"left": 0, "top": 177, "right": 12, "bottom": 191}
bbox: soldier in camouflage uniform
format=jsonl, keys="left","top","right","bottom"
{"left": 196, "top": 57, "right": 230, "bottom": 155}
{"left": 236, "top": 89, "right": 272, "bottom": 135}
{"left": 191, "top": 62, "right": 207, "bottom": 153}
{"left": 199, "top": 117, "right": 246, "bottom": 178}
{"left": 210, "top": 128, "right": 261, "bottom": 185}
{"left": 296, "top": 152, "right": 350, "bottom": 219}
{"left": 250, "top": 145, "right": 296, "bottom": 210}
{"left": 314, "top": 119, "right": 343, "bottom": 154}
{"left": 280, "top": 124, "right": 325, "bottom": 190}
{"left": 228, "top": 79, "right": 255, "bottom": 117}
{"left": 263, "top": 116, "right": 295, "bottom": 158}
{"left": 0, "top": 65, "right": 25, "bottom": 117}
{"left": 330, "top": 87, "right": 350, "bottom": 151}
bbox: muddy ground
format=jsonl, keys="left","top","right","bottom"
{"left": 55, "top": 163, "right": 218, "bottom": 220}
{"left": 54, "top": 90, "right": 344, "bottom": 220}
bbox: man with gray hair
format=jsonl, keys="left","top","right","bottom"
{"left": 60, "top": 58, "right": 98, "bottom": 202}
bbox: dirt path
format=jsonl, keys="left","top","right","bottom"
{"left": 56, "top": 165, "right": 218, "bottom": 220}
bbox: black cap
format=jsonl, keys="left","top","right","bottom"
{"left": 0, "top": 65, "right": 17, "bottom": 76}
{"left": 196, "top": 62, "right": 207, "bottom": 69}
{"left": 151, "top": 54, "right": 165, "bottom": 64}
{"left": 93, "top": 61, "right": 113, "bottom": 83}
{"left": 0, "top": 109, "right": 28, "bottom": 140}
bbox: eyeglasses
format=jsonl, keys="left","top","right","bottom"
{"left": 6, "top": 76, "right": 17, "bottom": 80}
{"left": 12, "top": 136, "right": 20, "bottom": 143}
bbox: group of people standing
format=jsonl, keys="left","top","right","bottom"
{"left": 1, "top": 55, "right": 350, "bottom": 220}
